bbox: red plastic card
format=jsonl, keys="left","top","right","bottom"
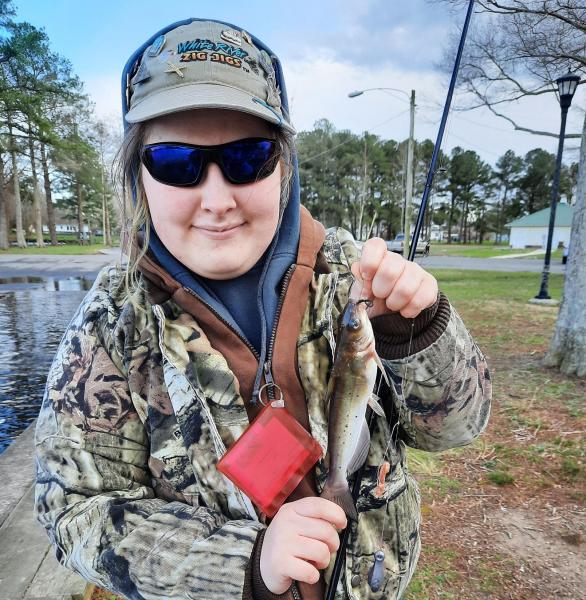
{"left": 216, "top": 403, "right": 322, "bottom": 517}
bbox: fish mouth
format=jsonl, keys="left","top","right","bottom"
{"left": 357, "top": 298, "right": 373, "bottom": 308}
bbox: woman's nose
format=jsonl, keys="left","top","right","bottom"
{"left": 198, "top": 162, "right": 237, "bottom": 215}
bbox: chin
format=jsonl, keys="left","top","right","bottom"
{"left": 191, "top": 259, "right": 254, "bottom": 280}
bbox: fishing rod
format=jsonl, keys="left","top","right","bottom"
{"left": 325, "top": 1, "right": 476, "bottom": 597}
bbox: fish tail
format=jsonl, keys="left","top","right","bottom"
{"left": 321, "top": 478, "right": 358, "bottom": 521}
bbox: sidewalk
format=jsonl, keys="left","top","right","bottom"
{"left": 489, "top": 249, "right": 545, "bottom": 259}
{"left": 0, "top": 424, "right": 85, "bottom": 600}
{"left": 0, "top": 248, "right": 124, "bottom": 279}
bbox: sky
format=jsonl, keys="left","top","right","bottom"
{"left": 19, "top": 0, "right": 585, "bottom": 166}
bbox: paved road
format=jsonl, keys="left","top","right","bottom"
{"left": 0, "top": 249, "right": 565, "bottom": 279}
{"left": 416, "top": 255, "right": 565, "bottom": 273}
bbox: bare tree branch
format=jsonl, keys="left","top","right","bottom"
{"left": 485, "top": 102, "right": 582, "bottom": 137}
{"left": 434, "top": 1, "right": 585, "bottom": 139}
{"left": 476, "top": 0, "right": 586, "bottom": 31}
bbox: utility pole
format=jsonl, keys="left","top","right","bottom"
{"left": 403, "top": 89, "right": 415, "bottom": 258}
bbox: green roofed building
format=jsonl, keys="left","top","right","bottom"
{"left": 506, "top": 203, "right": 574, "bottom": 249}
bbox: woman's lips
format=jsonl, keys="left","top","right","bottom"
{"left": 194, "top": 223, "right": 244, "bottom": 239}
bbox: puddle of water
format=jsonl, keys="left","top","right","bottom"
{"left": 0, "top": 276, "right": 93, "bottom": 292}
{"left": 0, "top": 285, "right": 91, "bottom": 453}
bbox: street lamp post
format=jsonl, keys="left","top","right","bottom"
{"left": 348, "top": 87, "right": 415, "bottom": 257}
{"left": 535, "top": 72, "right": 580, "bottom": 300}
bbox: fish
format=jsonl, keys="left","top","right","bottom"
{"left": 320, "top": 291, "right": 389, "bottom": 521}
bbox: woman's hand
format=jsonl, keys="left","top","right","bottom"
{"left": 260, "top": 497, "right": 347, "bottom": 594}
{"left": 351, "top": 237, "right": 438, "bottom": 319}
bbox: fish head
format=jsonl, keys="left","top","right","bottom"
{"left": 338, "top": 298, "right": 374, "bottom": 352}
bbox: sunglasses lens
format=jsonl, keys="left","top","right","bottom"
{"left": 221, "top": 139, "right": 277, "bottom": 184}
{"left": 143, "top": 145, "right": 203, "bottom": 186}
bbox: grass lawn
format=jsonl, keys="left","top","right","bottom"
{"left": 403, "top": 269, "right": 584, "bottom": 599}
{"left": 429, "top": 269, "right": 563, "bottom": 304}
{"left": 0, "top": 243, "right": 115, "bottom": 255}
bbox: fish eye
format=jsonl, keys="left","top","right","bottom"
{"left": 349, "top": 318, "right": 360, "bottom": 329}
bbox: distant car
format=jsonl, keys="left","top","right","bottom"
{"left": 386, "top": 233, "right": 430, "bottom": 256}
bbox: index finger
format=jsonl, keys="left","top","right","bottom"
{"left": 294, "top": 497, "right": 348, "bottom": 530}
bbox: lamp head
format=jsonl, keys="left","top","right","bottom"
{"left": 556, "top": 72, "right": 580, "bottom": 109}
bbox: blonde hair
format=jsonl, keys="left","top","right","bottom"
{"left": 115, "top": 119, "right": 296, "bottom": 311}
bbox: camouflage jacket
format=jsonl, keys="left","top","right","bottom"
{"left": 35, "top": 208, "right": 491, "bottom": 600}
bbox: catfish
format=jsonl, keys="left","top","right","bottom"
{"left": 320, "top": 291, "right": 389, "bottom": 520}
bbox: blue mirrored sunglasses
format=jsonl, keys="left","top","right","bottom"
{"left": 141, "top": 137, "right": 279, "bottom": 187}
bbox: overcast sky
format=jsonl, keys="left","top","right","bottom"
{"left": 20, "top": 0, "right": 585, "bottom": 165}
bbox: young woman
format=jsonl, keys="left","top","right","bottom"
{"left": 35, "top": 18, "right": 491, "bottom": 600}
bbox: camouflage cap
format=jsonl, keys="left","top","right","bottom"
{"left": 125, "top": 20, "right": 295, "bottom": 133}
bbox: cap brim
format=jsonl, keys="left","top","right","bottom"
{"left": 125, "top": 82, "right": 296, "bottom": 134}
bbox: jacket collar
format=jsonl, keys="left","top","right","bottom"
{"left": 137, "top": 205, "right": 325, "bottom": 304}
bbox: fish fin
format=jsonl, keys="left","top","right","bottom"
{"left": 374, "top": 351, "right": 391, "bottom": 388}
{"left": 321, "top": 479, "right": 358, "bottom": 521}
{"left": 347, "top": 419, "right": 370, "bottom": 475}
{"left": 368, "top": 393, "right": 385, "bottom": 417}
{"left": 324, "top": 372, "right": 336, "bottom": 414}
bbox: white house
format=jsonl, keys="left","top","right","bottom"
{"left": 429, "top": 224, "right": 444, "bottom": 242}
{"left": 41, "top": 208, "right": 89, "bottom": 235}
{"left": 506, "top": 203, "right": 573, "bottom": 249}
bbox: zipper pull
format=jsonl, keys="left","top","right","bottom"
{"left": 251, "top": 361, "right": 271, "bottom": 405}
{"left": 262, "top": 361, "right": 284, "bottom": 408}
{"left": 263, "top": 360, "right": 276, "bottom": 388}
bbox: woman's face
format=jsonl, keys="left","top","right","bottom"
{"left": 142, "top": 109, "right": 282, "bottom": 280}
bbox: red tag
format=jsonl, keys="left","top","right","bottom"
{"left": 216, "top": 403, "right": 322, "bottom": 517}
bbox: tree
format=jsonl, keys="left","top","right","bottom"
{"left": 544, "top": 114, "right": 586, "bottom": 376}
{"left": 412, "top": 139, "right": 449, "bottom": 239}
{"left": 494, "top": 149, "right": 523, "bottom": 241}
{"left": 0, "top": 17, "right": 84, "bottom": 247}
{"left": 517, "top": 149, "right": 556, "bottom": 215}
{"left": 53, "top": 125, "right": 104, "bottom": 244}
{"left": 442, "top": 147, "right": 491, "bottom": 243}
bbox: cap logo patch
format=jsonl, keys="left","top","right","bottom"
{"left": 177, "top": 39, "right": 248, "bottom": 59}
{"left": 258, "top": 51, "right": 281, "bottom": 108}
{"left": 244, "top": 56, "right": 260, "bottom": 75}
{"left": 148, "top": 34, "right": 166, "bottom": 57}
{"left": 165, "top": 60, "right": 185, "bottom": 78}
{"left": 131, "top": 61, "right": 151, "bottom": 85}
{"left": 220, "top": 28, "right": 241, "bottom": 46}
{"left": 179, "top": 51, "right": 243, "bottom": 68}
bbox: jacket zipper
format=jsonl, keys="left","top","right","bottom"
{"left": 182, "top": 263, "right": 297, "bottom": 400}
{"left": 264, "top": 264, "right": 296, "bottom": 400}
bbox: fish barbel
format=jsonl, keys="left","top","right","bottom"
{"left": 320, "top": 294, "right": 388, "bottom": 520}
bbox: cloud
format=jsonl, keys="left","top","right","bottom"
{"left": 278, "top": 0, "right": 455, "bottom": 71}
{"left": 284, "top": 53, "right": 443, "bottom": 137}
{"left": 282, "top": 52, "right": 576, "bottom": 163}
